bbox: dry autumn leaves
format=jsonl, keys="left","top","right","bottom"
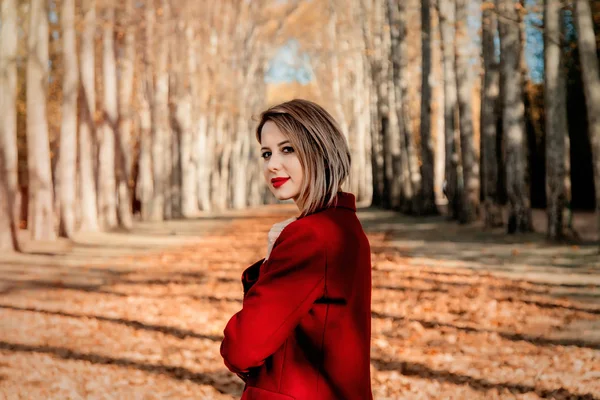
{"left": 0, "top": 206, "right": 599, "bottom": 399}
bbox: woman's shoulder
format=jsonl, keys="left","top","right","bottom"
{"left": 279, "top": 215, "right": 323, "bottom": 241}
{"left": 286, "top": 211, "right": 349, "bottom": 239}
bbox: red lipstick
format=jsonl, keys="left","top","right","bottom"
{"left": 271, "top": 177, "right": 290, "bottom": 188}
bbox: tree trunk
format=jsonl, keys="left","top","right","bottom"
{"left": 137, "top": 84, "right": 154, "bottom": 221}
{"left": 369, "top": 0, "right": 387, "bottom": 207}
{"left": 170, "top": 106, "right": 182, "bottom": 219}
{"left": 150, "top": 0, "right": 170, "bottom": 221}
{"left": 232, "top": 115, "right": 251, "bottom": 209}
{"left": 497, "top": 0, "right": 532, "bottom": 232}
{"left": 419, "top": 0, "right": 438, "bottom": 215}
{"left": 545, "top": 0, "right": 569, "bottom": 239}
{"left": 398, "top": 0, "right": 422, "bottom": 214}
{"left": 137, "top": 0, "right": 155, "bottom": 221}
{"left": 98, "top": 1, "right": 118, "bottom": 230}
{"left": 212, "top": 113, "right": 231, "bottom": 211}
{"left": 438, "top": 0, "right": 460, "bottom": 219}
{"left": 179, "top": 23, "right": 199, "bottom": 218}
{"left": 197, "top": 109, "right": 212, "bottom": 212}
{"left": 455, "top": 0, "right": 480, "bottom": 223}
{"left": 378, "top": 0, "right": 396, "bottom": 210}
{"left": 481, "top": 3, "right": 503, "bottom": 228}
{"left": 78, "top": 0, "right": 99, "bottom": 232}
{"left": 388, "top": 0, "right": 411, "bottom": 211}
{"left": 0, "top": 0, "right": 21, "bottom": 251}
{"left": 574, "top": 0, "right": 600, "bottom": 246}
{"left": 58, "top": 0, "right": 78, "bottom": 238}
{"left": 26, "top": 0, "right": 55, "bottom": 241}
{"left": 116, "top": 0, "right": 135, "bottom": 229}
{"left": 328, "top": 0, "right": 350, "bottom": 140}
{"left": 161, "top": 2, "right": 174, "bottom": 220}
{"left": 431, "top": 3, "right": 446, "bottom": 206}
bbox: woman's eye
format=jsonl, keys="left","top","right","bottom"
{"left": 282, "top": 146, "right": 294, "bottom": 154}
{"left": 261, "top": 151, "right": 271, "bottom": 159}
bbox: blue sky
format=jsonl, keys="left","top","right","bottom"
{"left": 265, "top": 3, "right": 546, "bottom": 85}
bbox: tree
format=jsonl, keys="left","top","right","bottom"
{"left": 137, "top": 0, "right": 155, "bottom": 221}
{"left": 390, "top": 0, "right": 422, "bottom": 214}
{"left": 438, "top": 0, "right": 461, "bottom": 219}
{"left": 98, "top": 0, "right": 118, "bottom": 229}
{"left": 419, "top": 0, "right": 439, "bottom": 215}
{"left": 574, "top": 0, "right": 600, "bottom": 247}
{"left": 116, "top": 0, "right": 135, "bottom": 229}
{"left": 0, "top": 0, "right": 21, "bottom": 251}
{"left": 480, "top": 2, "right": 503, "bottom": 228}
{"left": 363, "top": 0, "right": 386, "bottom": 207}
{"left": 27, "top": 0, "right": 56, "bottom": 240}
{"left": 176, "top": 6, "right": 199, "bottom": 217}
{"left": 79, "top": 0, "right": 99, "bottom": 232}
{"left": 544, "top": 0, "right": 569, "bottom": 239}
{"left": 497, "top": 0, "right": 532, "bottom": 232}
{"left": 382, "top": 0, "right": 401, "bottom": 210}
{"left": 150, "top": 0, "right": 171, "bottom": 221}
{"left": 455, "top": 0, "right": 480, "bottom": 223}
{"left": 58, "top": 0, "right": 78, "bottom": 238}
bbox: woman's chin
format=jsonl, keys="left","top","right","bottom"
{"left": 271, "top": 190, "right": 296, "bottom": 202}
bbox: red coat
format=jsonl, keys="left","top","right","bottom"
{"left": 221, "top": 192, "right": 373, "bottom": 400}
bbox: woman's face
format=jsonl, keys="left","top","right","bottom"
{"left": 260, "top": 121, "right": 303, "bottom": 204}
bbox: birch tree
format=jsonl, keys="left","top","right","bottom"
{"left": 367, "top": 0, "right": 387, "bottom": 207}
{"left": 116, "top": 0, "right": 135, "bottom": 228}
{"left": 150, "top": 0, "right": 171, "bottom": 221}
{"left": 455, "top": 0, "right": 480, "bottom": 223}
{"left": 382, "top": 0, "right": 401, "bottom": 210}
{"left": 574, "top": 0, "right": 600, "bottom": 246}
{"left": 78, "top": 0, "right": 99, "bottom": 232}
{"left": 497, "top": 0, "right": 532, "bottom": 232}
{"left": 0, "top": 0, "right": 21, "bottom": 251}
{"left": 398, "top": 0, "right": 422, "bottom": 214}
{"left": 177, "top": 8, "right": 199, "bottom": 217}
{"left": 58, "top": 0, "right": 78, "bottom": 238}
{"left": 98, "top": 0, "right": 118, "bottom": 229}
{"left": 420, "top": 0, "right": 438, "bottom": 215}
{"left": 544, "top": 0, "right": 569, "bottom": 239}
{"left": 137, "top": 0, "right": 155, "bottom": 221}
{"left": 27, "top": 0, "right": 55, "bottom": 240}
{"left": 481, "top": 2, "right": 502, "bottom": 227}
{"left": 438, "top": 0, "right": 461, "bottom": 219}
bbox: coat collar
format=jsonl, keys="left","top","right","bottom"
{"left": 297, "top": 192, "right": 357, "bottom": 219}
{"left": 330, "top": 191, "right": 356, "bottom": 212}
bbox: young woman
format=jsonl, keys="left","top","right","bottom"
{"left": 220, "top": 99, "right": 373, "bottom": 400}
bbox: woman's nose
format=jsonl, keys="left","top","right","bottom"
{"left": 267, "top": 154, "right": 283, "bottom": 172}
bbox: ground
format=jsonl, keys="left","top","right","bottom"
{"left": 0, "top": 206, "right": 599, "bottom": 400}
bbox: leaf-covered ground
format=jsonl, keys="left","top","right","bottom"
{"left": 1, "top": 206, "right": 599, "bottom": 399}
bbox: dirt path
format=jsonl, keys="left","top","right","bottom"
{"left": 0, "top": 206, "right": 599, "bottom": 399}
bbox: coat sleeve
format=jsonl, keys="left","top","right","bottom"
{"left": 220, "top": 222, "right": 326, "bottom": 374}
{"left": 241, "top": 258, "right": 265, "bottom": 296}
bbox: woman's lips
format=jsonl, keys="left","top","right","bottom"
{"left": 271, "top": 177, "right": 290, "bottom": 188}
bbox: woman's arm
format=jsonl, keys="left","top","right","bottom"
{"left": 220, "top": 222, "right": 326, "bottom": 374}
{"left": 241, "top": 258, "right": 264, "bottom": 296}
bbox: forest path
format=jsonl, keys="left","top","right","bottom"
{"left": 0, "top": 205, "right": 598, "bottom": 399}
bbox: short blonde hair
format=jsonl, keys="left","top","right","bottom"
{"left": 256, "top": 99, "right": 351, "bottom": 216}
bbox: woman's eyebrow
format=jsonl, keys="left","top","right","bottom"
{"left": 260, "top": 140, "right": 290, "bottom": 151}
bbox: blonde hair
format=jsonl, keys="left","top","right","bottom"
{"left": 256, "top": 99, "right": 351, "bottom": 216}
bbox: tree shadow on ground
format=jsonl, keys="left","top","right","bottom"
{"left": 360, "top": 209, "right": 600, "bottom": 274}
{"left": 371, "top": 357, "right": 599, "bottom": 400}
{"left": 0, "top": 340, "right": 242, "bottom": 396}
{"left": 372, "top": 310, "right": 600, "bottom": 350}
{"left": 0, "top": 304, "right": 223, "bottom": 341}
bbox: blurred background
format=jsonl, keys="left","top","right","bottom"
{"left": 1, "top": 0, "right": 600, "bottom": 247}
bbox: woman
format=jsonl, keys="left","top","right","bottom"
{"left": 220, "top": 99, "right": 373, "bottom": 400}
